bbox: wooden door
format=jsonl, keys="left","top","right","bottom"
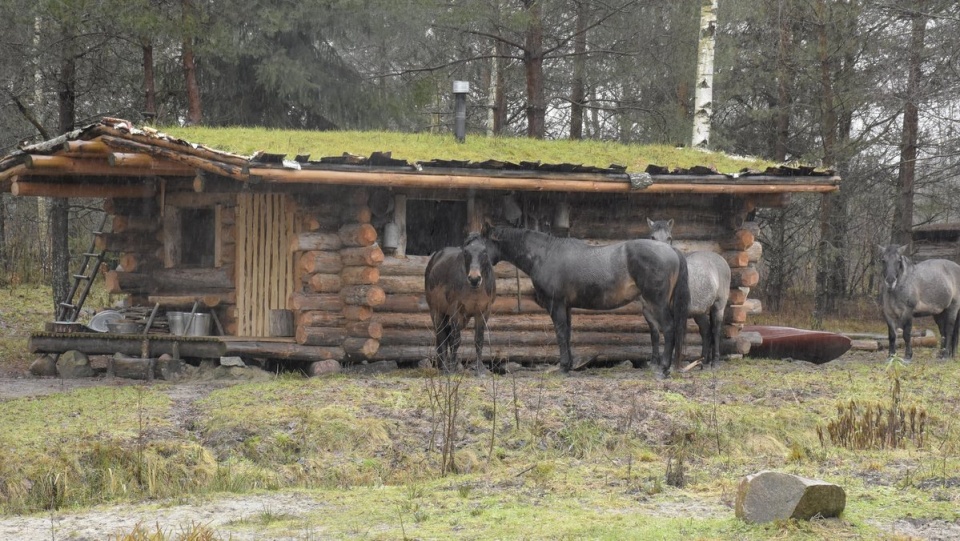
{"left": 235, "top": 193, "right": 296, "bottom": 336}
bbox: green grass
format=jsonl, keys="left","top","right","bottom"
{"left": 162, "top": 126, "right": 778, "bottom": 174}
{"left": 2, "top": 285, "right": 959, "bottom": 538}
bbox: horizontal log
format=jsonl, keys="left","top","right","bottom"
{"left": 730, "top": 267, "right": 760, "bottom": 288}
{"left": 301, "top": 213, "right": 340, "bottom": 232}
{"left": 30, "top": 333, "right": 224, "bottom": 358}
{"left": 373, "top": 311, "right": 701, "bottom": 334}
{"left": 346, "top": 320, "right": 383, "bottom": 340}
{"left": 340, "top": 245, "right": 384, "bottom": 267}
{"left": 296, "top": 325, "right": 346, "bottom": 346}
{"left": 746, "top": 241, "right": 762, "bottom": 263}
{"left": 380, "top": 255, "right": 431, "bottom": 276}
{"left": 744, "top": 298, "right": 762, "bottom": 315}
{"left": 291, "top": 232, "right": 343, "bottom": 252}
{"left": 63, "top": 140, "right": 110, "bottom": 154}
{"left": 23, "top": 154, "right": 193, "bottom": 176}
{"left": 223, "top": 341, "right": 344, "bottom": 361}
{"left": 723, "top": 305, "right": 747, "bottom": 324}
{"left": 727, "top": 288, "right": 748, "bottom": 305}
{"left": 379, "top": 274, "right": 533, "bottom": 295}
{"left": 105, "top": 267, "right": 235, "bottom": 294}
{"left": 341, "top": 266, "right": 380, "bottom": 286}
{"left": 298, "top": 311, "right": 345, "bottom": 327}
{"left": 338, "top": 223, "right": 377, "bottom": 247}
{"left": 299, "top": 250, "right": 343, "bottom": 274}
{"left": 340, "top": 285, "right": 386, "bottom": 306}
{"left": 248, "top": 167, "right": 838, "bottom": 195}
{"left": 719, "top": 229, "right": 755, "bottom": 251}
{"left": 306, "top": 273, "right": 342, "bottom": 293}
{"left": 290, "top": 293, "right": 343, "bottom": 311}
{"left": 722, "top": 251, "right": 749, "bottom": 268}
{"left": 12, "top": 180, "right": 156, "bottom": 199}
{"left": 342, "top": 337, "right": 380, "bottom": 359}
{"left": 343, "top": 305, "right": 374, "bottom": 321}
{"left": 569, "top": 219, "right": 730, "bottom": 241}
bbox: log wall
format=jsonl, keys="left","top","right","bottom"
{"left": 102, "top": 186, "right": 766, "bottom": 366}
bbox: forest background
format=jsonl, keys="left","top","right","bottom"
{"left": 1, "top": 0, "right": 958, "bottom": 323}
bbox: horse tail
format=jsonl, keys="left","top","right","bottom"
{"left": 953, "top": 307, "right": 960, "bottom": 356}
{"left": 670, "top": 248, "right": 691, "bottom": 367}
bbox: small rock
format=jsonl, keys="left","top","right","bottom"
{"left": 219, "top": 356, "right": 246, "bottom": 367}
{"left": 56, "top": 350, "right": 95, "bottom": 378}
{"left": 308, "top": 359, "right": 341, "bottom": 377}
{"left": 736, "top": 470, "right": 846, "bottom": 523}
{"left": 29, "top": 355, "right": 58, "bottom": 377}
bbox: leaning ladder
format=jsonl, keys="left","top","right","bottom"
{"left": 56, "top": 214, "right": 111, "bottom": 323}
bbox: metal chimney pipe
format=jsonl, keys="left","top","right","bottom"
{"left": 453, "top": 81, "right": 470, "bottom": 143}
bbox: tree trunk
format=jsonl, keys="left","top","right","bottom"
{"left": 774, "top": 0, "right": 793, "bottom": 162}
{"left": 52, "top": 23, "right": 77, "bottom": 313}
{"left": 523, "top": 0, "right": 545, "bottom": 138}
{"left": 181, "top": 0, "right": 202, "bottom": 125}
{"left": 569, "top": 0, "right": 587, "bottom": 140}
{"left": 891, "top": 2, "right": 927, "bottom": 246}
{"left": 494, "top": 38, "right": 509, "bottom": 134}
{"left": 691, "top": 0, "right": 718, "bottom": 148}
{"left": 142, "top": 40, "right": 157, "bottom": 121}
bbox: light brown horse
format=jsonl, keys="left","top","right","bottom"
{"left": 424, "top": 232, "right": 497, "bottom": 373}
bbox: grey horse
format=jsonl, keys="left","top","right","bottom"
{"left": 878, "top": 244, "right": 960, "bottom": 361}
{"left": 484, "top": 224, "right": 689, "bottom": 377}
{"left": 648, "top": 218, "right": 731, "bottom": 366}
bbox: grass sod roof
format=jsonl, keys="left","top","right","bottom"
{"left": 0, "top": 119, "right": 839, "bottom": 196}
{"left": 166, "top": 126, "right": 776, "bottom": 174}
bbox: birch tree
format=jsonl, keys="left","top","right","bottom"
{"left": 691, "top": 0, "right": 718, "bottom": 148}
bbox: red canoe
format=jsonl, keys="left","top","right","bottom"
{"left": 742, "top": 325, "right": 852, "bottom": 364}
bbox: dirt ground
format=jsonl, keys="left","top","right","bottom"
{"left": 1, "top": 352, "right": 959, "bottom": 540}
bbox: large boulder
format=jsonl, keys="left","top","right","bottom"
{"left": 736, "top": 470, "right": 846, "bottom": 523}
{"left": 29, "top": 355, "right": 58, "bottom": 377}
{"left": 56, "top": 350, "right": 95, "bottom": 378}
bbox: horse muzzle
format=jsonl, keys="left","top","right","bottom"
{"left": 467, "top": 274, "right": 483, "bottom": 288}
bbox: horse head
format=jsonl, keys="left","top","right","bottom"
{"left": 462, "top": 232, "right": 492, "bottom": 289}
{"left": 878, "top": 244, "right": 910, "bottom": 290}
{"left": 647, "top": 218, "right": 675, "bottom": 244}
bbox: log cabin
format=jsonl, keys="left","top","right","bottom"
{"left": 0, "top": 119, "right": 840, "bottom": 371}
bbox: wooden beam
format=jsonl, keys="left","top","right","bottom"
{"left": 23, "top": 154, "right": 193, "bottom": 177}
{"left": 11, "top": 179, "right": 155, "bottom": 198}
{"left": 99, "top": 135, "right": 247, "bottom": 179}
{"left": 108, "top": 152, "right": 158, "bottom": 168}
{"left": 62, "top": 140, "right": 111, "bottom": 154}
{"left": 247, "top": 166, "right": 840, "bottom": 194}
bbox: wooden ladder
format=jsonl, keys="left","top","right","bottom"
{"left": 56, "top": 214, "right": 111, "bottom": 323}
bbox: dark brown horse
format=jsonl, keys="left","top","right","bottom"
{"left": 424, "top": 232, "right": 497, "bottom": 373}
{"left": 484, "top": 225, "right": 689, "bottom": 377}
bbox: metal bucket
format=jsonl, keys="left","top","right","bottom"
{"left": 187, "top": 313, "right": 212, "bottom": 336}
{"left": 167, "top": 312, "right": 187, "bottom": 336}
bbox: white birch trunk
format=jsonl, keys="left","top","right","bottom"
{"left": 692, "top": 0, "right": 718, "bottom": 149}
{"left": 488, "top": 50, "right": 497, "bottom": 136}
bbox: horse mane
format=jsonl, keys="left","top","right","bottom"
{"left": 462, "top": 231, "right": 484, "bottom": 248}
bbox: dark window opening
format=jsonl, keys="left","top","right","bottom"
{"left": 405, "top": 200, "right": 467, "bottom": 256}
{"left": 181, "top": 208, "right": 216, "bottom": 266}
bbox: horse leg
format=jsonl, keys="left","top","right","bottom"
{"left": 548, "top": 302, "right": 574, "bottom": 372}
{"left": 641, "top": 305, "right": 662, "bottom": 371}
{"left": 434, "top": 316, "right": 451, "bottom": 370}
{"left": 710, "top": 303, "right": 723, "bottom": 366}
{"left": 449, "top": 323, "right": 463, "bottom": 372}
{"left": 474, "top": 315, "right": 488, "bottom": 376}
{"left": 884, "top": 314, "right": 899, "bottom": 359}
{"left": 902, "top": 318, "right": 914, "bottom": 361}
{"left": 693, "top": 313, "right": 710, "bottom": 365}
{"left": 934, "top": 312, "right": 949, "bottom": 358}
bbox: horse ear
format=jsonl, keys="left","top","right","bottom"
{"left": 897, "top": 244, "right": 908, "bottom": 256}
{"left": 667, "top": 218, "right": 674, "bottom": 228}
{"left": 646, "top": 217, "right": 654, "bottom": 228}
